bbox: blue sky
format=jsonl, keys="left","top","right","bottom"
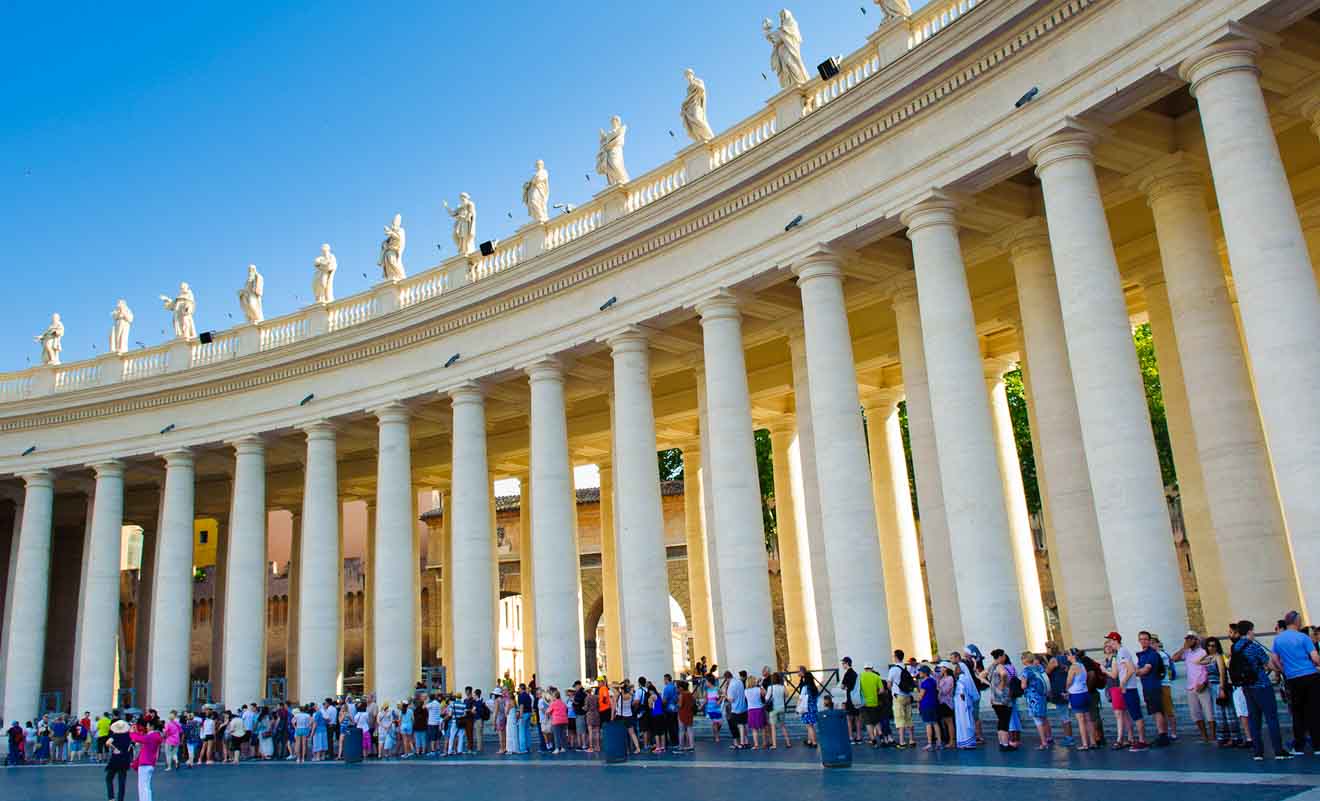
{"left": 0, "top": 1, "right": 932, "bottom": 370}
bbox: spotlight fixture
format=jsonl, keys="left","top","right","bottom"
{"left": 817, "top": 57, "right": 841, "bottom": 81}
{"left": 21, "top": 445, "right": 36, "bottom": 456}
{"left": 479, "top": 240, "right": 496, "bottom": 257}
{"left": 159, "top": 423, "right": 176, "bottom": 435}
{"left": 785, "top": 214, "right": 804, "bottom": 232}
{"left": 444, "top": 353, "right": 461, "bottom": 368}
{"left": 599, "top": 296, "right": 618, "bottom": 312}
{"left": 1015, "top": 86, "right": 1039, "bottom": 108}
{"left": 199, "top": 331, "right": 214, "bottom": 344}
{"left": 299, "top": 393, "right": 315, "bottom": 407}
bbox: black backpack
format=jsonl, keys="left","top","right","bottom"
{"left": 1010, "top": 673, "right": 1025, "bottom": 699}
{"left": 897, "top": 666, "right": 916, "bottom": 694}
{"left": 1228, "top": 645, "right": 1257, "bottom": 688}
{"left": 476, "top": 700, "right": 490, "bottom": 721}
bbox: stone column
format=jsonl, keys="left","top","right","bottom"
{"left": 286, "top": 513, "right": 300, "bottom": 701}
{"left": 681, "top": 444, "right": 716, "bottom": 668}
{"left": 448, "top": 384, "right": 497, "bottom": 691}
{"left": 597, "top": 463, "right": 624, "bottom": 678}
{"left": 440, "top": 492, "right": 454, "bottom": 675}
{"left": 527, "top": 358, "right": 586, "bottom": 686}
{"left": 606, "top": 328, "right": 672, "bottom": 679}
{"left": 785, "top": 333, "right": 832, "bottom": 666}
{"left": 1028, "top": 131, "right": 1187, "bottom": 640}
{"left": 891, "top": 284, "right": 963, "bottom": 654}
{"left": 1002, "top": 221, "right": 1114, "bottom": 647}
{"left": 1141, "top": 156, "right": 1302, "bottom": 623}
{"left": 1181, "top": 43, "right": 1320, "bottom": 615}
{"left": 900, "top": 199, "right": 1026, "bottom": 656}
{"left": 696, "top": 292, "right": 776, "bottom": 670}
{"left": 861, "top": 390, "right": 932, "bottom": 660}
{"left": 0, "top": 471, "right": 55, "bottom": 721}
{"left": 363, "top": 500, "right": 376, "bottom": 691}
{"left": 983, "top": 358, "right": 1048, "bottom": 651}
{"left": 147, "top": 450, "right": 195, "bottom": 710}
{"left": 518, "top": 475, "right": 536, "bottom": 677}
{"left": 693, "top": 370, "right": 727, "bottom": 664}
{"left": 766, "top": 425, "right": 812, "bottom": 667}
{"left": 221, "top": 435, "right": 268, "bottom": 704}
{"left": 298, "top": 422, "right": 342, "bottom": 702}
{"left": 792, "top": 249, "right": 891, "bottom": 666}
{"left": 71, "top": 462, "right": 124, "bottom": 715}
{"left": 373, "top": 402, "right": 417, "bottom": 702}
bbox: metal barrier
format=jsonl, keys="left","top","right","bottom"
{"left": 38, "top": 691, "right": 65, "bottom": 716}
{"left": 116, "top": 688, "right": 137, "bottom": 711}
{"left": 420, "top": 665, "right": 446, "bottom": 695}
{"left": 189, "top": 680, "right": 213, "bottom": 713}
{"left": 265, "top": 676, "right": 287, "bottom": 704}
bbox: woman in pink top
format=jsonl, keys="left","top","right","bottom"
{"left": 162, "top": 713, "right": 182, "bottom": 771}
{"left": 130, "top": 719, "right": 163, "bottom": 801}
{"left": 548, "top": 690, "right": 569, "bottom": 754}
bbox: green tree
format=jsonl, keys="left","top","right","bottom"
{"left": 1003, "top": 368, "right": 1040, "bottom": 514}
{"left": 657, "top": 448, "right": 684, "bottom": 481}
{"left": 1132, "top": 322, "right": 1178, "bottom": 489}
{"left": 756, "top": 428, "right": 776, "bottom": 553}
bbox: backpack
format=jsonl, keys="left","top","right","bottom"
{"left": 1228, "top": 645, "right": 1257, "bottom": 688}
{"left": 1009, "top": 673, "right": 1025, "bottom": 699}
{"left": 1084, "top": 659, "right": 1105, "bottom": 692}
{"left": 476, "top": 700, "right": 490, "bottom": 721}
{"left": 897, "top": 666, "right": 916, "bottom": 694}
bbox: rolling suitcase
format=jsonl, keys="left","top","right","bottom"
{"left": 342, "top": 725, "right": 362, "bottom": 763}
{"left": 602, "top": 720, "right": 629, "bottom": 764}
{"left": 816, "top": 709, "right": 852, "bottom": 768}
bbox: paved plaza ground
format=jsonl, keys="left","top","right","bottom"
{"left": 6, "top": 737, "right": 1320, "bottom": 801}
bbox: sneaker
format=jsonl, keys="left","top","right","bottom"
{"left": 1275, "top": 754, "right": 1295, "bottom": 761}
{"left": 1253, "top": 755, "right": 1264, "bottom": 761}
{"left": 1128, "top": 742, "right": 1150, "bottom": 752}
{"left": 1289, "top": 749, "right": 1305, "bottom": 756}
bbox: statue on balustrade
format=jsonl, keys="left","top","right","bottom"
{"left": 764, "top": 9, "right": 809, "bottom": 89}
{"left": 313, "top": 244, "right": 337, "bottom": 303}
{"left": 34, "top": 313, "right": 63, "bottom": 366}
{"left": 160, "top": 283, "right": 197, "bottom": 340}
{"left": 522, "top": 161, "right": 550, "bottom": 224}
{"left": 682, "top": 69, "right": 715, "bottom": 144}
{"left": 109, "top": 300, "right": 134, "bottom": 355}
{"left": 596, "top": 116, "right": 630, "bottom": 186}
{"left": 875, "top": 0, "right": 913, "bottom": 22}
{"left": 444, "top": 193, "right": 478, "bottom": 257}
{"left": 238, "top": 264, "right": 265, "bottom": 324}
{"left": 379, "top": 213, "right": 407, "bottom": 281}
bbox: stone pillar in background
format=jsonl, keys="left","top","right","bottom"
{"left": 373, "top": 402, "right": 418, "bottom": 702}
{"left": 72, "top": 461, "right": 124, "bottom": 715}
{"left": 0, "top": 471, "right": 55, "bottom": 722}
{"left": 518, "top": 475, "right": 536, "bottom": 678}
{"left": 299, "top": 422, "right": 342, "bottom": 702}
{"left": 147, "top": 451, "right": 195, "bottom": 711}
{"left": 766, "top": 424, "right": 812, "bottom": 667}
{"left": 597, "top": 463, "right": 623, "bottom": 679}
{"left": 448, "top": 385, "right": 497, "bottom": 691}
{"left": 681, "top": 443, "right": 716, "bottom": 669}
{"left": 222, "top": 435, "right": 268, "bottom": 705}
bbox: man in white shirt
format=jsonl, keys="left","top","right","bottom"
{"left": 887, "top": 650, "right": 915, "bottom": 748}
{"left": 725, "top": 671, "right": 747, "bottom": 748}
{"left": 425, "top": 695, "right": 443, "bottom": 755}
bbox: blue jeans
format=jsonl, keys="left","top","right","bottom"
{"left": 517, "top": 713, "right": 532, "bottom": 753}
{"left": 1245, "top": 685, "right": 1283, "bottom": 757}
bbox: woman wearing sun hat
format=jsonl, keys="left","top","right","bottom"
{"left": 104, "top": 718, "right": 133, "bottom": 801}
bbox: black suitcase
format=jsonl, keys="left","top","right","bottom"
{"left": 816, "top": 709, "right": 852, "bottom": 768}
{"left": 602, "top": 720, "right": 629, "bottom": 764}
{"left": 342, "top": 725, "right": 363, "bottom": 763}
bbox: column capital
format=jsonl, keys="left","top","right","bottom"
{"left": 694, "top": 289, "right": 742, "bottom": 322}
{"left": 1027, "top": 124, "right": 1099, "bottom": 175}
{"left": 157, "top": 448, "right": 194, "bottom": 468}
{"left": 861, "top": 387, "right": 904, "bottom": 413}
{"left": 524, "top": 356, "right": 565, "bottom": 384}
{"left": 994, "top": 217, "right": 1052, "bottom": 259}
{"left": 899, "top": 192, "right": 960, "bottom": 236}
{"left": 1178, "top": 29, "right": 1267, "bottom": 95}
{"left": 19, "top": 469, "right": 54, "bottom": 489}
{"left": 88, "top": 460, "right": 125, "bottom": 479}
{"left": 445, "top": 381, "right": 484, "bottom": 406}
{"left": 983, "top": 356, "right": 1018, "bottom": 383}
{"left": 790, "top": 244, "right": 844, "bottom": 285}
{"left": 371, "top": 400, "right": 411, "bottom": 425}
{"left": 765, "top": 419, "right": 795, "bottom": 440}
{"left": 299, "top": 420, "right": 339, "bottom": 440}
{"left": 1128, "top": 152, "right": 1210, "bottom": 207}
{"left": 227, "top": 433, "right": 267, "bottom": 455}
{"left": 604, "top": 325, "right": 649, "bottom": 354}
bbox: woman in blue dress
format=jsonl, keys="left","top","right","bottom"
{"left": 796, "top": 667, "right": 819, "bottom": 748}
{"left": 312, "top": 707, "right": 328, "bottom": 760}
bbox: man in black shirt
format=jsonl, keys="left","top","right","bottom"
{"left": 841, "top": 657, "right": 861, "bottom": 744}
{"left": 571, "top": 682, "right": 589, "bottom": 751}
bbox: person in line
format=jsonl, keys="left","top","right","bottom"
{"left": 613, "top": 680, "right": 641, "bottom": 754}
{"left": 1045, "top": 643, "right": 1075, "bottom": 746}
{"left": 131, "top": 717, "right": 163, "bottom": 801}
{"left": 703, "top": 672, "right": 724, "bottom": 743}
{"left": 1021, "top": 652, "right": 1052, "bottom": 749}
{"left": 766, "top": 672, "right": 790, "bottom": 749}
{"left": 1174, "top": 632, "right": 1214, "bottom": 743}
{"left": 1232, "top": 619, "right": 1291, "bottom": 760}
{"left": 162, "top": 712, "right": 181, "bottom": 770}
{"left": 678, "top": 679, "right": 697, "bottom": 752}
{"left": 1274, "top": 611, "right": 1320, "bottom": 755}
{"left": 841, "top": 656, "right": 862, "bottom": 744}
{"left": 796, "top": 666, "right": 820, "bottom": 748}
{"left": 1136, "top": 630, "right": 1171, "bottom": 746}
{"left": 104, "top": 718, "right": 133, "bottom": 801}
{"left": 726, "top": 670, "right": 748, "bottom": 749}
{"left": 1153, "top": 635, "right": 1178, "bottom": 741}
{"left": 586, "top": 681, "right": 603, "bottom": 753}
{"left": 743, "top": 673, "right": 766, "bottom": 750}
{"left": 858, "top": 662, "right": 885, "bottom": 747}
{"left": 549, "top": 688, "right": 569, "bottom": 754}
{"left": 888, "top": 650, "right": 916, "bottom": 749}
{"left": 953, "top": 658, "right": 980, "bottom": 749}
{"left": 1065, "top": 650, "right": 1095, "bottom": 750}
{"left": 916, "top": 665, "right": 941, "bottom": 751}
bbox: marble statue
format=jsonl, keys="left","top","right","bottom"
{"left": 238, "top": 264, "right": 264, "bottom": 323}
{"left": 681, "top": 69, "right": 716, "bottom": 144}
{"left": 875, "top": 0, "right": 913, "bottom": 21}
{"left": 161, "top": 283, "right": 197, "bottom": 340}
{"left": 379, "top": 214, "right": 406, "bottom": 281}
{"left": 109, "top": 300, "right": 133, "bottom": 355}
{"left": 522, "top": 160, "right": 550, "bottom": 224}
{"left": 444, "top": 193, "right": 478, "bottom": 257}
{"left": 596, "top": 116, "right": 630, "bottom": 186}
{"left": 313, "top": 244, "right": 337, "bottom": 303}
{"left": 34, "top": 313, "right": 63, "bottom": 366}
{"left": 764, "top": 9, "right": 809, "bottom": 89}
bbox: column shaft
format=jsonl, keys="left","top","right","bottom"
{"left": 900, "top": 201, "right": 1026, "bottom": 656}
{"left": 786, "top": 334, "right": 832, "bottom": 666}
{"left": 527, "top": 359, "right": 585, "bottom": 686}
{"left": 793, "top": 254, "right": 891, "bottom": 666}
{"left": 696, "top": 293, "right": 775, "bottom": 670}
{"left": 1029, "top": 132, "right": 1186, "bottom": 639}
{"left": 299, "top": 423, "right": 342, "bottom": 701}
{"left": 518, "top": 477, "right": 536, "bottom": 677}
{"left": 449, "top": 385, "right": 497, "bottom": 691}
{"left": 72, "top": 462, "right": 125, "bottom": 715}
{"left": 147, "top": 451, "right": 195, "bottom": 710}
{"left": 694, "top": 373, "right": 728, "bottom": 663}
{"left": 681, "top": 445, "right": 716, "bottom": 668}
{"left": 0, "top": 472, "right": 55, "bottom": 721}
{"left": 222, "top": 436, "right": 267, "bottom": 704}
{"left": 373, "top": 403, "right": 417, "bottom": 702}
{"left": 597, "top": 464, "right": 623, "bottom": 678}
{"left": 607, "top": 329, "right": 672, "bottom": 679}
{"left": 767, "top": 426, "right": 812, "bottom": 667}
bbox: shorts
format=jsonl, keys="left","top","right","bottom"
{"left": 892, "top": 695, "right": 912, "bottom": 728}
{"left": 706, "top": 707, "right": 722, "bottom": 721}
{"left": 1144, "top": 688, "right": 1163, "bottom": 716}
{"left": 1123, "top": 689, "right": 1143, "bottom": 721}
{"left": 202, "top": 735, "right": 214, "bottom": 743}
{"left": 428, "top": 724, "right": 441, "bottom": 741}
{"left": 1160, "top": 686, "right": 1174, "bottom": 717}
{"left": 919, "top": 706, "right": 940, "bottom": 725}
{"left": 1069, "top": 692, "right": 1090, "bottom": 713}
{"left": 939, "top": 703, "right": 954, "bottom": 720}
{"left": 861, "top": 706, "right": 884, "bottom": 727}
{"left": 1186, "top": 687, "right": 1213, "bottom": 722}
{"left": 295, "top": 728, "right": 310, "bottom": 738}
{"left": 1107, "top": 687, "right": 1126, "bottom": 710}
{"left": 1232, "top": 687, "right": 1249, "bottom": 718}
{"left": 575, "top": 716, "right": 587, "bottom": 735}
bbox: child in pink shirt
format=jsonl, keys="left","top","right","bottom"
{"left": 163, "top": 715, "right": 182, "bottom": 771}
{"left": 549, "top": 692, "right": 569, "bottom": 754}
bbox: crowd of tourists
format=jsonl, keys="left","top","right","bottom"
{"left": 7, "top": 611, "right": 1319, "bottom": 796}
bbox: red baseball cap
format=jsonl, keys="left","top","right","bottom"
{"left": 1105, "top": 631, "right": 1122, "bottom": 643}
